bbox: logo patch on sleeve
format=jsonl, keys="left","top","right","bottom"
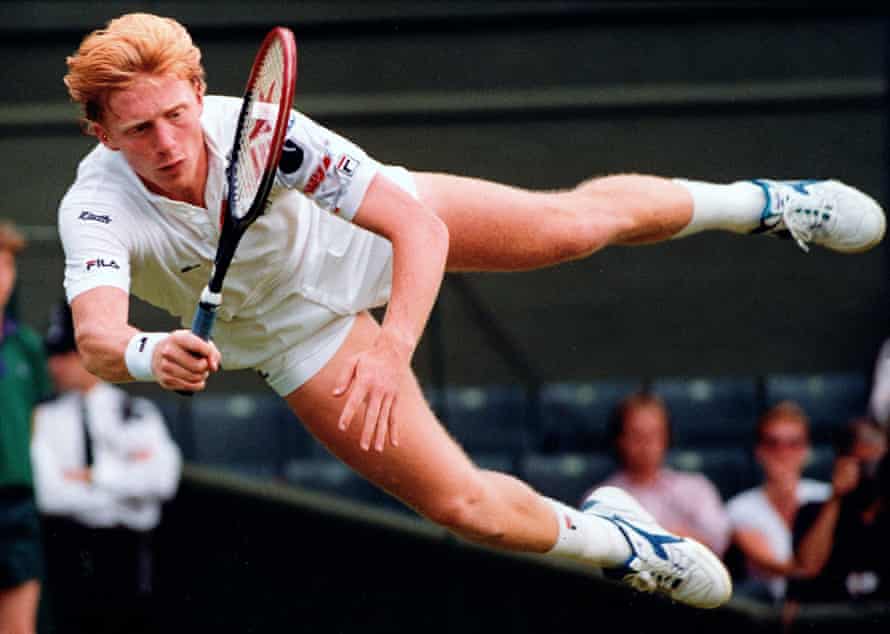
{"left": 336, "top": 155, "right": 359, "bottom": 177}
{"left": 78, "top": 210, "right": 112, "bottom": 224}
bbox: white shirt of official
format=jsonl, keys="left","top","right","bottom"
{"left": 31, "top": 382, "right": 182, "bottom": 531}
{"left": 58, "top": 96, "right": 395, "bottom": 372}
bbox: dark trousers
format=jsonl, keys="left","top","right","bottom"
{"left": 41, "top": 517, "right": 156, "bottom": 634}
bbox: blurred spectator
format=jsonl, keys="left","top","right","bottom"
{"left": 726, "top": 401, "right": 830, "bottom": 604}
{"left": 31, "top": 299, "right": 181, "bottom": 634}
{"left": 0, "top": 221, "right": 52, "bottom": 634}
{"left": 868, "top": 337, "right": 890, "bottom": 426}
{"left": 587, "top": 392, "right": 731, "bottom": 556}
{"left": 786, "top": 417, "right": 889, "bottom": 603}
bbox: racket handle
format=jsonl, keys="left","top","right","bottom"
{"left": 190, "top": 301, "right": 218, "bottom": 341}
{"left": 176, "top": 301, "right": 219, "bottom": 397}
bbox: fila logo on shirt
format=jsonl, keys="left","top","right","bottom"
{"left": 78, "top": 210, "right": 112, "bottom": 224}
{"left": 85, "top": 258, "right": 120, "bottom": 271}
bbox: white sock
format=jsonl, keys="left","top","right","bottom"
{"left": 672, "top": 179, "right": 767, "bottom": 238}
{"left": 544, "top": 498, "right": 631, "bottom": 567}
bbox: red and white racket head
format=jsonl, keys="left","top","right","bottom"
{"left": 228, "top": 26, "right": 297, "bottom": 222}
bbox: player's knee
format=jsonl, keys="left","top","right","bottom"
{"left": 422, "top": 484, "right": 505, "bottom": 543}
{"left": 540, "top": 206, "right": 610, "bottom": 261}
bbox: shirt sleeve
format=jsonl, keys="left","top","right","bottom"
{"left": 274, "top": 109, "right": 382, "bottom": 221}
{"left": 58, "top": 197, "right": 132, "bottom": 303}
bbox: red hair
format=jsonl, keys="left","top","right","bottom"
{"left": 64, "top": 13, "right": 206, "bottom": 134}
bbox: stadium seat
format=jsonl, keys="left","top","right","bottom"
{"left": 536, "top": 379, "right": 642, "bottom": 453}
{"left": 520, "top": 452, "right": 617, "bottom": 506}
{"left": 802, "top": 444, "right": 835, "bottom": 482}
{"left": 667, "top": 447, "right": 757, "bottom": 500}
{"left": 651, "top": 376, "right": 761, "bottom": 449}
{"left": 764, "top": 372, "right": 870, "bottom": 444}
{"left": 190, "top": 393, "right": 317, "bottom": 478}
{"left": 425, "top": 384, "right": 531, "bottom": 469}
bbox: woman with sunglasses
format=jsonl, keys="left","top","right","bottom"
{"left": 726, "top": 401, "right": 831, "bottom": 604}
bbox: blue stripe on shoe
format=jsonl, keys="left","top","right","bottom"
{"left": 750, "top": 179, "right": 776, "bottom": 233}
{"left": 585, "top": 502, "right": 686, "bottom": 562}
{"left": 580, "top": 499, "right": 599, "bottom": 512}
{"left": 749, "top": 179, "right": 825, "bottom": 235}
{"left": 610, "top": 516, "right": 685, "bottom": 560}
{"left": 786, "top": 179, "right": 822, "bottom": 194}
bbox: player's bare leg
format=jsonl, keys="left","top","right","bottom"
{"left": 413, "top": 172, "right": 885, "bottom": 270}
{"left": 284, "top": 312, "right": 732, "bottom": 608}
{"left": 0, "top": 581, "right": 40, "bottom": 634}
{"left": 414, "top": 172, "right": 692, "bottom": 271}
{"left": 286, "top": 313, "right": 564, "bottom": 552}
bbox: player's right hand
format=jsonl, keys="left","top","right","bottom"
{"left": 152, "top": 329, "right": 221, "bottom": 392}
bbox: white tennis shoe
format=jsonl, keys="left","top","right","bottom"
{"left": 750, "top": 179, "right": 885, "bottom": 253}
{"left": 582, "top": 486, "right": 732, "bottom": 609}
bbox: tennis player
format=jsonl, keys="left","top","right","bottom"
{"left": 59, "top": 13, "right": 885, "bottom": 610}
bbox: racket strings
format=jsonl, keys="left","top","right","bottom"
{"left": 231, "top": 39, "right": 286, "bottom": 219}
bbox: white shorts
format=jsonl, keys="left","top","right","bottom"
{"left": 255, "top": 164, "right": 417, "bottom": 397}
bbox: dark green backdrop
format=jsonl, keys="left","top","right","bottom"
{"left": 2, "top": 2, "right": 887, "bottom": 394}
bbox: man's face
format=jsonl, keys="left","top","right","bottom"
{"left": 0, "top": 248, "right": 16, "bottom": 314}
{"left": 97, "top": 74, "right": 207, "bottom": 205}
{"left": 617, "top": 403, "right": 670, "bottom": 474}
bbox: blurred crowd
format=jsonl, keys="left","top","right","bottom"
{"left": 0, "top": 221, "right": 180, "bottom": 634}
{"left": 587, "top": 376, "right": 890, "bottom": 621}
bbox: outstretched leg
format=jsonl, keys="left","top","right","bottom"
{"left": 414, "top": 172, "right": 693, "bottom": 271}
{"left": 284, "top": 312, "right": 732, "bottom": 609}
{"left": 414, "top": 172, "right": 885, "bottom": 271}
{"left": 286, "top": 313, "right": 572, "bottom": 552}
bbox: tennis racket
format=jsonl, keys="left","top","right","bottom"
{"left": 180, "top": 26, "right": 297, "bottom": 394}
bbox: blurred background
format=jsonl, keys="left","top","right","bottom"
{"left": 2, "top": 1, "right": 889, "bottom": 632}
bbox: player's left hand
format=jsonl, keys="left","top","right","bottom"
{"left": 333, "top": 328, "right": 410, "bottom": 452}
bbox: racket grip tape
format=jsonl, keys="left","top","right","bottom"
{"left": 176, "top": 301, "right": 219, "bottom": 397}
{"left": 190, "top": 301, "right": 219, "bottom": 340}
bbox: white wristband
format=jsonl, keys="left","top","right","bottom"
{"left": 124, "top": 332, "right": 168, "bottom": 382}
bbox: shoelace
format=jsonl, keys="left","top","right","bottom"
{"left": 624, "top": 548, "right": 689, "bottom": 595}
{"left": 776, "top": 190, "right": 835, "bottom": 253}
{"left": 624, "top": 569, "right": 683, "bottom": 594}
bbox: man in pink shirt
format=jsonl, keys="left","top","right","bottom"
{"left": 591, "top": 392, "right": 731, "bottom": 556}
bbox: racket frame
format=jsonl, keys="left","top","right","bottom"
{"left": 190, "top": 26, "right": 297, "bottom": 342}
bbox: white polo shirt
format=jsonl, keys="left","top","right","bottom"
{"left": 727, "top": 479, "right": 831, "bottom": 600}
{"left": 31, "top": 382, "right": 181, "bottom": 530}
{"left": 58, "top": 96, "right": 397, "bottom": 372}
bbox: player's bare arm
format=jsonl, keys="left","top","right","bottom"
{"left": 334, "top": 173, "right": 449, "bottom": 452}
{"left": 71, "top": 286, "right": 220, "bottom": 391}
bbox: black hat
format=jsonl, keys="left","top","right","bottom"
{"left": 44, "top": 299, "right": 77, "bottom": 356}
